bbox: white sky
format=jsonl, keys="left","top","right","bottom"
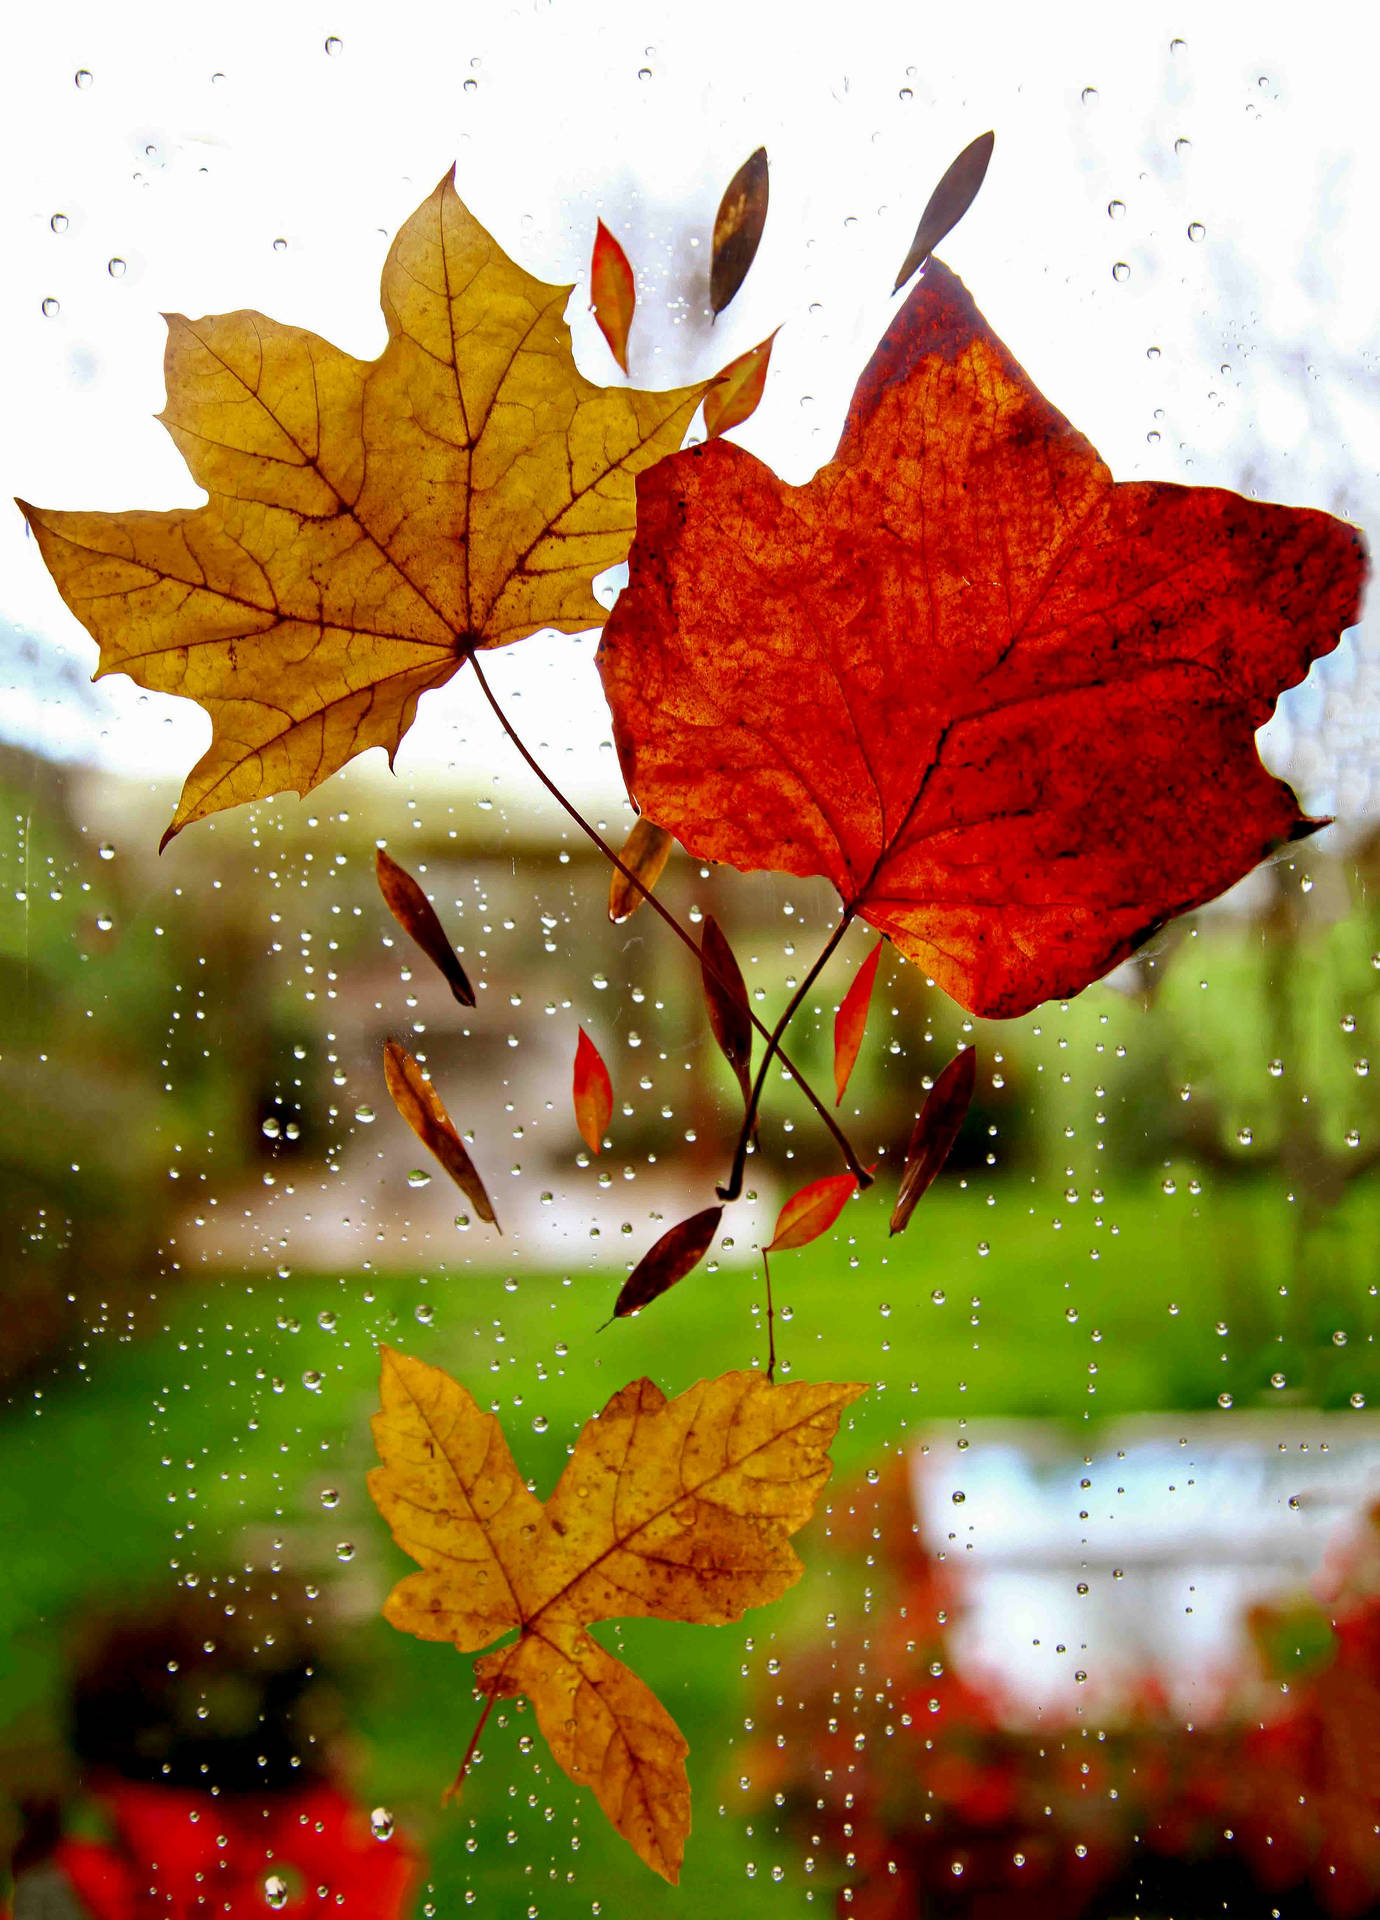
{"left": 4, "top": 0, "right": 1378, "bottom": 817}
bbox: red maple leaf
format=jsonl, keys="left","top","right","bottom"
{"left": 597, "top": 260, "right": 1367, "bottom": 1018}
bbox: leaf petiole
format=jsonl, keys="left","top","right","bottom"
{"left": 465, "top": 650, "right": 867, "bottom": 1185}
{"left": 446, "top": 1684, "right": 500, "bottom": 1806}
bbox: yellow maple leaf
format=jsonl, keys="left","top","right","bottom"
{"left": 368, "top": 1347, "right": 866, "bottom": 1881}
{"left": 20, "top": 172, "right": 707, "bottom": 846}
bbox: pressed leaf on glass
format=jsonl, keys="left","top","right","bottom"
{"left": 893, "top": 130, "right": 996, "bottom": 292}
{"left": 765, "top": 1172, "right": 860, "bottom": 1253}
{"left": 590, "top": 218, "right": 636, "bottom": 373}
{"left": 368, "top": 1350, "right": 865, "bottom": 1880}
{"left": 22, "top": 171, "right": 710, "bottom": 844}
{"left": 890, "top": 1045, "right": 978, "bottom": 1235}
{"left": 710, "top": 146, "right": 769, "bottom": 314}
{"left": 833, "top": 936, "right": 884, "bottom": 1104}
{"left": 382, "top": 1038, "right": 498, "bottom": 1229}
{"left": 573, "top": 1027, "right": 613, "bottom": 1154}
{"left": 699, "top": 915, "right": 753, "bottom": 1109}
{"left": 607, "top": 816, "right": 674, "bottom": 923}
{"left": 598, "top": 258, "right": 1366, "bottom": 1020}
{"left": 611, "top": 1206, "right": 724, "bottom": 1319}
{"left": 703, "top": 331, "right": 778, "bottom": 440}
{"left": 374, "top": 847, "right": 474, "bottom": 1006}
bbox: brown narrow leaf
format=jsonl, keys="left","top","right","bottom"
{"left": 833, "top": 936, "right": 884, "bottom": 1104}
{"left": 382, "top": 1037, "right": 499, "bottom": 1229}
{"left": 375, "top": 846, "right": 475, "bottom": 1006}
{"left": 893, "top": 130, "right": 996, "bottom": 293}
{"left": 573, "top": 1027, "right": 613, "bottom": 1154}
{"left": 889, "top": 1046, "right": 977, "bottom": 1235}
{"left": 591, "top": 219, "right": 636, "bottom": 374}
{"left": 710, "top": 146, "right": 769, "bottom": 314}
{"left": 765, "top": 1172, "right": 859, "bottom": 1253}
{"left": 611, "top": 1206, "right": 723, "bottom": 1319}
{"left": 700, "top": 915, "right": 752, "bottom": 1109}
{"left": 608, "top": 816, "right": 674, "bottom": 923}
{"left": 703, "top": 330, "right": 778, "bottom": 440}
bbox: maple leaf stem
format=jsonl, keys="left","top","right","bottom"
{"left": 762, "top": 1250, "right": 776, "bottom": 1381}
{"left": 718, "top": 910, "right": 863, "bottom": 1203}
{"left": 465, "top": 651, "right": 867, "bottom": 1185}
{"left": 446, "top": 1684, "right": 501, "bottom": 1805}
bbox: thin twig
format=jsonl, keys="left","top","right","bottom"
{"left": 445, "top": 1687, "right": 500, "bottom": 1805}
{"left": 466, "top": 650, "right": 866, "bottom": 1183}
{"left": 763, "top": 1249, "right": 776, "bottom": 1381}
{"left": 718, "top": 910, "right": 859, "bottom": 1202}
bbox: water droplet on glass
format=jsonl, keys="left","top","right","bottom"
{"left": 317, "top": 1310, "right": 337, "bottom": 1333}
{"left": 50, "top": 213, "right": 69, "bottom": 234}
{"left": 1112, "top": 262, "right": 1130, "bottom": 283}
{"left": 1351, "top": 1393, "right": 1367, "bottom": 1410}
{"left": 951, "top": 1490, "right": 965, "bottom": 1505}
{"left": 107, "top": 257, "right": 126, "bottom": 278}
{"left": 261, "top": 1116, "right": 281, "bottom": 1139}
{"left": 899, "top": 87, "right": 913, "bottom": 101}
{"left": 320, "top": 1488, "right": 340, "bottom": 1508}
{"left": 302, "top": 1370, "right": 323, "bottom": 1392}
{"left": 1187, "top": 221, "right": 1205, "bottom": 243}
{"left": 370, "top": 1807, "right": 395, "bottom": 1841}
{"left": 407, "top": 1168, "right": 431, "bottom": 1188}
{"left": 463, "top": 77, "right": 478, "bottom": 92}
{"left": 335, "top": 1541, "right": 355, "bottom": 1562}
{"left": 1333, "top": 1330, "right": 1348, "bottom": 1347}
{"left": 532, "top": 1414, "right": 549, "bottom": 1433}
{"left": 1174, "top": 136, "right": 1192, "bottom": 155}
{"left": 1081, "top": 86, "right": 1099, "bottom": 105}
{"left": 41, "top": 297, "right": 60, "bottom": 319}
{"left": 74, "top": 69, "right": 93, "bottom": 89}
{"left": 1270, "top": 1372, "right": 1286, "bottom": 1390}
{"left": 324, "top": 35, "right": 343, "bottom": 54}
{"left": 1107, "top": 200, "right": 1126, "bottom": 219}
{"left": 1237, "top": 1126, "right": 1253, "bottom": 1146}
{"left": 355, "top": 1105, "right": 375, "bottom": 1123}
{"left": 931, "top": 1288, "right": 946, "bottom": 1305}
{"left": 1268, "top": 1058, "right": 1284, "bottom": 1077}
{"left": 273, "top": 237, "right": 287, "bottom": 253}
{"left": 1218, "top": 1391, "right": 1233, "bottom": 1408}
{"left": 265, "top": 1876, "right": 289, "bottom": 1910}
{"left": 1146, "top": 429, "right": 1161, "bottom": 445}
{"left": 414, "top": 1302, "right": 434, "bottom": 1326}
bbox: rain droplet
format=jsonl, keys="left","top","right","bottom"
{"left": 532, "top": 1414, "right": 549, "bottom": 1433}
{"left": 272, "top": 237, "right": 287, "bottom": 253}
{"left": 899, "top": 87, "right": 913, "bottom": 102}
{"left": 355, "top": 1105, "right": 375, "bottom": 1123}
{"left": 1187, "top": 222, "right": 1205, "bottom": 243}
{"left": 931, "top": 1288, "right": 946, "bottom": 1305}
{"left": 74, "top": 69, "right": 93, "bottom": 89}
{"left": 1268, "top": 1059, "right": 1284, "bottom": 1077}
{"left": 1146, "top": 345, "right": 1161, "bottom": 360}
{"left": 1107, "top": 200, "right": 1126, "bottom": 219}
{"left": 1270, "top": 1372, "right": 1286, "bottom": 1390}
{"left": 1237, "top": 1126, "right": 1253, "bottom": 1146}
{"left": 414, "top": 1302, "right": 434, "bottom": 1326}
{"left": 107, "top": 257, "right": 126, "bottom": 278}
{"left": 407, "top": 1168, "right": 431, "bottom": 1188}
{"left": 951, "top": 1490, "right": 965, "bottom": 1505}
{"left": 302, "top": 1370, "right": 323, "bottom": 1392}
{"left": 463, "top": 76, "right": 478, "bottom": 92}
{"left": 1218, "top": 1392, "right": 1233, "bottom": 1409}
{"left": 324, "top": 35, "right": 343, "bottom": 55}
{"left": 1174, "top": 136, "right": 1192, "bottom": 155}
{"left": 265, "top": 1876, "right": 289, "bottom": 1910}
{"left": 261, "top": 1117, "right": 281, "bottom": 1140}
{"left": 320, "top": 1488, "right": 340, "bottom": 1509}
{"left": 1351, "top": 1393, "right": 1367, "bottom": 1410}
{"left": 637, "top": 66, "right": 652, "bottom": 80}
{"left": 370, "top": 1807, "right": 395, "bottom": 1841}
{"left": 1081, "top": 86, "right": 1099, "bottom": 105}
{"left": 1333, "top": 1330, "right": 1348, "bottom": 1346}
{"left": 50, "top": 213, "right": 69, "bottom": 234}
{"left": 335, "top": 1541, "right": 355, "bottom": 1561}
{"left": 1112, "top": 262, "right": 1130, "bottom": 283}
{"left": 318, "top": 1310, "right": 337, "bottom": 1333}
{"left": 41, "top": 297, "right": 60, "bottom": 319}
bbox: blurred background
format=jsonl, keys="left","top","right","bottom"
{"left": 2, "top": 2, "right": 1378, "bottom": 1913}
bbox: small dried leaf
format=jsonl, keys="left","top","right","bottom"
{"left": 608, "top": 817, "right": 674, "bottom": 923}
{"left": 889, "top": 1046, "right": 977, "bottom": 1235}
{"left": 573, "top": 1027, "right": 613, "bottom": 1154}
{"left": 375, "top": 846, "right": 475, "bottom": 1006}
{"left": 765, "top": 1172, "right": 859, "bottom": 1253}
{"left": 591, "top": 219, "right": 636, "bottom": 374}
{"left": 612, "top": 1206, "right": 723, "bottom": 1319}
{"left": 833, "top": 936, "right": 884, "bottom": 1104}
{"left": 710, "top": 147, "right": 769, "bottom": 314}
{"left": 383, "top": 1038, "right": 498, "bottom": 1229}
{"left": 893, "top": 130, "right": 995, "bottom": 293}
{"left": 700, "top": 916, "right": 752, "bottom": 1108}
{"left": 703, "top": 330, "right": 778, "bottom": 440}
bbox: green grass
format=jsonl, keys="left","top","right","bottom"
{"left": 2, "top": 1174, "right": 1376, "bottom": 1914}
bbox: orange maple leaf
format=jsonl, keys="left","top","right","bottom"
{"left": 596, "top": 259, "right": 1367, "bottom": 1018}
{"left": 368, "top": 1349, "right": 865, "bottom": 1881}
{"left": 21, "top": 172, "right": 707, "bottom": 846}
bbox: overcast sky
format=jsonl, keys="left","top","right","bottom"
{"left": 5, "top": 0, "right": 1378, "bottom": 820}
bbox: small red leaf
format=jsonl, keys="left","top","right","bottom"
{"left": 700, "top": 916, "right": 753, "bottom": 1109}
{"left": 703, "top": 331, "right": 778, "bottom": 441}
{"left": 573, "top": 1027, "right": 614, "bottom": 1154}
{"left": 893, "top": 130, "right": 995, "bottom": 293}
{"left": 766, "top": 1172, "right": 859, "bottom": 1253}
{"left": 591, "top": 220, "right": 636, "bottom": 374}
{"left": 608, "top": 816, "right": 674, "bottom": 923}
{"left": 375, "top": 847, "right": 475, "bottom": 1006}
{"left": 833, "top": 937, "right": 884, "bottom": 1105}
{"left": 710, "top": 147, "right": 769, "bottom": 315}
{"left": 889, "top": 1047, "right": 977, "bottom": 1235}
{"left": 383, "top": 1038, "right": 499, "bottom": 1229}
{"left": 611, "top": 1206, "right": 723, "bottom": 1318}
